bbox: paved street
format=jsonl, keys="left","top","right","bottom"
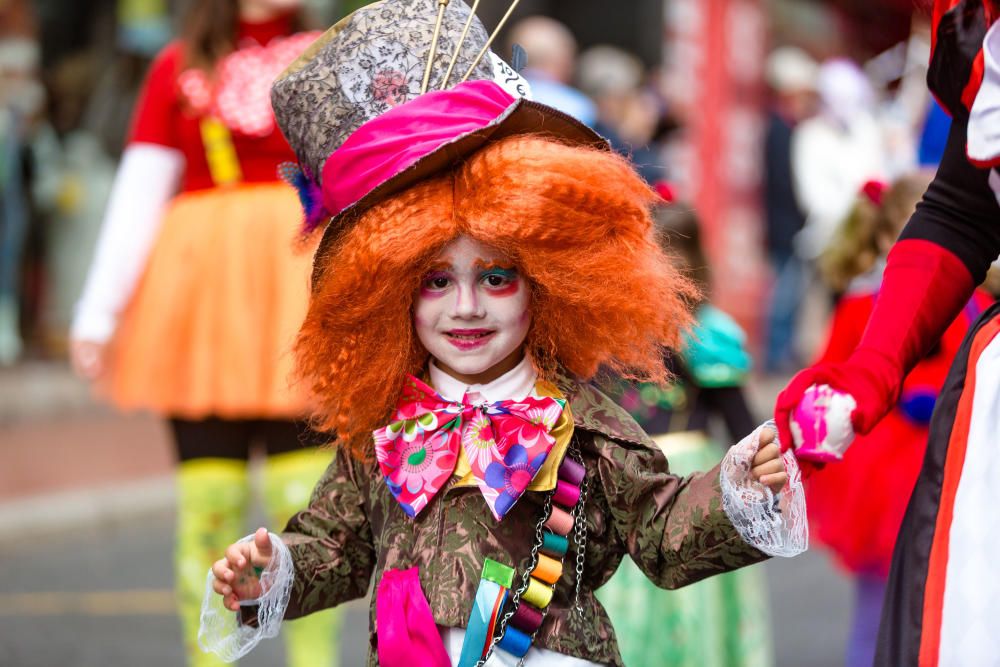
{"left": 0, "top": 363, "right": 853, "bottom": 666}
{"left": 0, "top": 509, "right": 851, "bottom": 666}
{"left": 0, "top": 509, "right": 370, "bottom": 666}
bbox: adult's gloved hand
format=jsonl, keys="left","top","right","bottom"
{"left": 775, "top": 239, "right": 976, "bottom": 464}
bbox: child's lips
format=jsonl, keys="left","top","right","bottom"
{"left": 444, "top": 329, "right": 495, "bottom": 350}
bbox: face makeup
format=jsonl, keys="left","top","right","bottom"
{"left": 414, "top": 236, "right": 531, "bottom": 385}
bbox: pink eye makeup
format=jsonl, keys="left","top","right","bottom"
{"left": 413, "top": 237, "right": 531, "bottom": 385}
{"left": 478, "top": 267, "right": 520, "bottom": 296}
{"left": 420, "top": 270, "right": 453, "bottom": 296}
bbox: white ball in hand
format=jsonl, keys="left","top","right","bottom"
{"left": 791, "top": 384, "right": 856, "bottom": 463}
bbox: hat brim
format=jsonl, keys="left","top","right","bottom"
{"left": 311, "top": 100, "right": 607, "bottom": 287}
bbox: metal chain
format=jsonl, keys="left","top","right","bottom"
{"left": 477, "top": 444, "right": 590, "bottom": 664}
{"left": 476, "top": 491, "right": 554, "bottom": 667}
{"left": 569, "top": 447, "right": 590, "bottom": 616}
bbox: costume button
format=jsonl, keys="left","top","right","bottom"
{"left": 544, "top": 506, "right": 574, "bottom": 536}
{"left": 532, "top": 553, "right": 563, "bottom": 585}
{"left": 553, "top": 480, "right": 581, "bottom": 507}
{"left": 522, "top": 577, "right": 554, "bottom": 608}
{"left": 557, "top": 457, "right": 585, "bottom": 486}
{"left": 541, "top": 531, "right": 568, "bottom": 557}
{"left": 510, "top": 602, "right": 544, "bottom": 634}
{"left": 497, "top": 625, "right": 532, "bottom": 657}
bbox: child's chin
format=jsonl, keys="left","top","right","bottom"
{"left": 444, "top": 357, "right": 494, "bottom": 375}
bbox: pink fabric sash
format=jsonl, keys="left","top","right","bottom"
{"left": 321, "top": 79, "right": 516, "bottom": 217}
{"left": 375, "top": 568, "right": 450, "bottom": 667}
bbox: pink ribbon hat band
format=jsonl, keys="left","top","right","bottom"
{"left": 309, "top": 79, "right": 606, "bottom": 285}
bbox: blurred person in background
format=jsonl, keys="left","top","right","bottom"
{"left": 865, "top": 14, "right": 932, "bottom": 179}
{"left": 985, "top": 259, "right": 1000, "bottom": 299}
{"left": 917, "top": 99, "right": 952, "bottom": 167}
{"left": 0, "top": 0, "right": 43, "bottom": 365}
{"left": 600, "top": 188, "right": 773, "bottom": 667}
{"left": 68, "top": 1, "right": 342, "bottom": 665}
{"left": 506, "top": 15, "right": 597, "bottom": 126}
{"left": 31, "top": 53, "right": 117, "bottom": 353}
{"left": 28, "top": 0, "right": 174, "bottom": 354}
{"left": 791, "top": 58, "right": 885, "bottom": 268}
{"left": 809, "top": 174, "right": 991, "bottom": 667}
{"left": 762, "top": 46, "right": 817, "bottom": 374}
{"left": 577, "top": 44, "right": 664, "bottom": 183}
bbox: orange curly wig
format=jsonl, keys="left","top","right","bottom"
{"left": 296, "top": 135, "right": 697, "bottom": 458}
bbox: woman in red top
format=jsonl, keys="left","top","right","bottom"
{"left": 69, "top": 2, "right": 341, "bottom": 666}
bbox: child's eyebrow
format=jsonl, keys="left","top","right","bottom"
{"left": 474, "top": 259, "right": 516, "bottom": 271}
{"left": 425, "top": 260, "right": 452, "bottom": 272}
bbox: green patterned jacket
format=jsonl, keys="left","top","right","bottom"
{"left": 279, "top": 379, "right": 767, "bottom": 665}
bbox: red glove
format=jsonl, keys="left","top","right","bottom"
{"left": 775, "top": 239, "right": 975, "bottom": 453}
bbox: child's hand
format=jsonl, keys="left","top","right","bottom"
{"left": 751, "top": 428, "right": 787, "bottom": 494}
{"left": 211, "top": 527, "right": 274, "bottom": 611}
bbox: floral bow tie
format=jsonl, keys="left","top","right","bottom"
{"left": 373, "top": 375, "right": 565, "bottom": 520}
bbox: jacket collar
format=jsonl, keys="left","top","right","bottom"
{"left": 428, "top": 356, "right": 536, "bottom": 404}
{"left": 424, "top": 361, "right": 654, "bottom": 448}
{"left": 554, "top": 373, "right": 656, "bottom": 448}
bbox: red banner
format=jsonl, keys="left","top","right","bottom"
{"left": 664, "top": 0, "right": 768, "bottom": 343}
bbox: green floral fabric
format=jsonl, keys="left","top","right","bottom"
{"left": 598, "top": 432, "right": 774, "bottom": 667}
{"left": 279, "top": 380, "right": 768, "bottom": 665}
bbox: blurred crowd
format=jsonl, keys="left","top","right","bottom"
{"left": 3, "top": 0, "right": 997, "bottom": 374}
{"left": 4, "top": 1, "right": 999, "bottom": 666}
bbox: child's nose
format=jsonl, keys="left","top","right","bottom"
{"left": 452, "top": 284, "right": 485, "bottom": 318}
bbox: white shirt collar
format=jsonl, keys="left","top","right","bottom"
{"left": 429, "top": 355, "right": 537, "bottom": 404}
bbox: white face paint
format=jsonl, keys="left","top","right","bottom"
{"left": 414, "top": 236, "right": 531, "bottom": 385}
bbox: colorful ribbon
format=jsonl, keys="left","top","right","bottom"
{"left": 458, "top": 559, "right": 515, "bottom": 667}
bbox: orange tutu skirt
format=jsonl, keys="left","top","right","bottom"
{"left": 103, "top": 183, "right": 312, "bottom": 419}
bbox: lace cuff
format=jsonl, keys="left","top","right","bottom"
{"left": 720, "top": 422, "right": 808, "bottom": 558}
{"left": 198, "top": 532, "right": 294, "bottom": 662}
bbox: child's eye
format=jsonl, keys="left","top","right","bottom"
{"left": 484, "top": 274, "right": 507, "bottom": 287}
{"left": 480, "top": 268, "right": 517, "bottom": 289}
{"left": 422, "top": 273, "right": 451, "bottom": 290}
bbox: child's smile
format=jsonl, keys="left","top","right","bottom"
{"left": 414, "top": 236, "right": 531, "bottom": 385}
{"left": 444, "top": 328, "right": 495, "bottom": 350}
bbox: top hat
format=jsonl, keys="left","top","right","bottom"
{"left": 270, "top": 0, "right": 607, "bottom": 280}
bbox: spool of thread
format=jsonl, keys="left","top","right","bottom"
{"left": 510, "top": 602, "right": 544, "bottom": 634}
{"left": 522, "top": 577, "right": 554, "bottom": 608}
{"left": 545, "top": 506, "right": 574, "bottom": 536}
{"left": 558, "top": 457, "right": 586, "bottom": 486}
{"left": 497, "top": 625, "right": 532, "bottom": 658}
{"left": 553, "top": 480, "right": 581, "bottom": 507}
{"left": 541, "top": 531, "right": 568, "bottom": 557}
{"left": 532, "top": 553, "right": 563, "bottom": 585}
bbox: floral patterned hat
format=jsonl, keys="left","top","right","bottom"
{"left": 270, "top": 0, "right": 606, "bottom": 280}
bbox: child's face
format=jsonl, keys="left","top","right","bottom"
{"left": 414, "top": 236, "right": 531, "bottom": 385}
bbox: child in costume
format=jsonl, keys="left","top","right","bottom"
{"left": 599, "top": 195, "right": 774, "bottom": 667}
{"left": 809, "top": 175, "right": 991, "bottom": 667}
{"left": 198, "top": 2, "right": 807, "bottom": 665}
{"left": 776, "top": 1, "right": 1000, "bottom": 662}
{"left": 68, "top": 2, "right": 341, "bottom": 665}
